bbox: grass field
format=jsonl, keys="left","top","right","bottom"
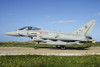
{"left": 0, "top": 42, "right": 53, "bottom": 47}
{"left": 0, "top": 42, "right": 100, "bottom": 47}
{"left": 0, "top": 42, "right": 100, "bottom": 67}
{"left": 0, "top": 55, "right": 100, "bottom": 67}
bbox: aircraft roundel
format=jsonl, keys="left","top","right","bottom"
{"left": 40, "top": 32, "right": 42, "bottom": 34}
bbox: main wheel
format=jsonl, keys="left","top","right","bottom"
{"left": 56, "top": 45, "right": 60, "bottom": 48}
{"left": 60, "top": 46, "right": 66, "bottom": 50}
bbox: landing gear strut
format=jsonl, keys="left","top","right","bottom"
{"left": 56, "top": 45, "right": 60, "bottom": 48}
{"left": 34, "top": 42, "right": 38, "bottom": 49}
{"left": 60, "top": 46, "right": 66, "bottom": 50}
{"left": 34, "top": 46, "right": 38, "bottom": 49}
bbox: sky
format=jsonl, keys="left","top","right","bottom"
{"left": 0, "top": 0, "right": 100, "bottom": 42}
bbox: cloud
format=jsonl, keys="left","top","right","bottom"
{"left": 51, "top": 20, "right": 75, "bottom": 24}
{"left": 97, "top": 12, "right": 100, "bottom": 16}
{"left": 7, "top": 13, "right": 12, "bottom": 16}
{"left": 58, "top": 20, "right": 75, "bottom": 24}
{"left": 94, "top": 12, "right": 100, "bottom": 16}
{"left": 46, "top": 16, "right": 51, "bottom": 18}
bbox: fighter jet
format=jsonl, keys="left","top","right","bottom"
{"left": 5, "top": 19, "right": 96, "bottom": 49}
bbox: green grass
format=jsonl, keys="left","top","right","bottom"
{"left": 0, "top": 42, "right": 54, "bottom": 47}
{"left": 66, "top": 42, "right": 100, "bottom": 47}
{"left": 0, "top": 55, "right": 100, "bottom": 67}
{"left": 0, "top": 42, "right": 100, "bottom": 67}
{"left": 0, "top": 42, "right": 100, "bottom": 47}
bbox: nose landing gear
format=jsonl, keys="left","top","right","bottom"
{"left": 34, "top": 42, "right": 39, "bottom": 49}
{"left": 34, "top": 46, "right": 39, "bottom": 49}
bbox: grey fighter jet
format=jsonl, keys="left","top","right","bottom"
{"left": 5, "top": 19, "right": 96, "bottom": 49}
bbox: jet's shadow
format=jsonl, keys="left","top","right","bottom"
{"left": 37, "top": 46, "right": 90, "bottom": 50}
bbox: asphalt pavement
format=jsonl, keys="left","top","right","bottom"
{"left": 0, "top": 47, "right": 100, "bottom": 56}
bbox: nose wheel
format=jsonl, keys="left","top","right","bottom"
{"left": 34, "top": 42, "right": 39, "bottom": 49}
{"left": 34, "top": 46, "right": 38, "bottom": 49}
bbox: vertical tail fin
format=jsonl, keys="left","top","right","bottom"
{"left": 70, "top": 19, "right": 96, "bottom": 36}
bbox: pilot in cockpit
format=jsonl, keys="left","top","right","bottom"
{"left": 28, "top": 27, "right": 32, "bottom": 30}
{"left": 18, "top": 26, "right": 41, "bottom": 30}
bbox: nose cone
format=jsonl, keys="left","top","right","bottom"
{"left": 4, "top": 31, "right": 18, "bottom": 36}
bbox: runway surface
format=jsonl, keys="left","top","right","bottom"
{"left": 0, "top": 47, "right": 100, "bottom": 56}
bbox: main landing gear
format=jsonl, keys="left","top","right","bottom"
{"left": 56, "top": 45, "right": 66, "bottom": 50}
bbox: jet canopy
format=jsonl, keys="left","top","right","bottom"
{"left": 18, "top": 26, "right": 41, "bottom": 30}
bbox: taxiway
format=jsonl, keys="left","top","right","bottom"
{"left": 0, "top": 47, "right": 100, "bottom": 56}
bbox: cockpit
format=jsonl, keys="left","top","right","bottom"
{"left": 18, "top": 26, "right": 41, "bottom": 30}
